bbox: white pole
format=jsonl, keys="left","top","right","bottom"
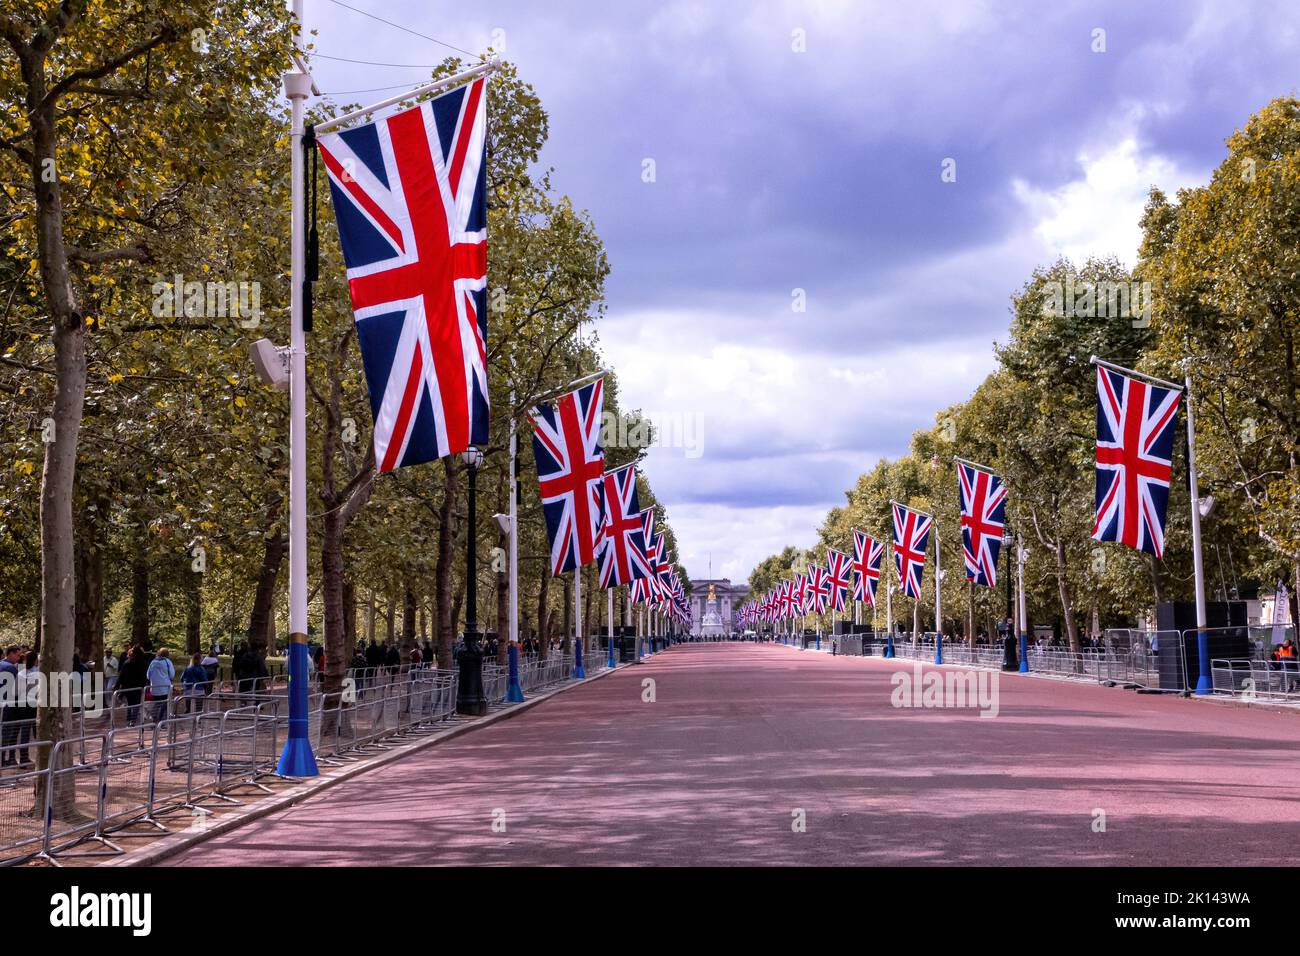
{"left": 933, "top": 518, "right": 941, "bottom": 637}
{"left": 607, "top": 586, "right": 614, "bottom": 656}
{"left": 508, "top": 392, "right": 518, "bottom": 646}
{"left": 1017, "top": 535, "right": 1028, "bottom": 671}
{"left": 287, "top": 3, "right": 308, "bottom": 659}
{"left": 1186, "top": 373, "right": 1211, "bottom": 693}
{"left": 574, "top": 568, "right": 581, "bottom": 657}
{"left": 276, "top": 0, "right": 317, "bottom": 775}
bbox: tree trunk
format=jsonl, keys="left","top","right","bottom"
{"left": 342, "top": 577, "right": 357, "bottom": 664}
{"left": 74, "top": 511, "right": 104, "bottom": 664}
{"left": 321, "top": 507, "right": 347, "bottom": 699}
{"left": 383, "top": 596, "right": 395, "bottom": 644}
{"left": 435, "top": 457, "right": 459, "bottom": 669}
{"left": 31, "top": 78, "right": 86, "bottom": 814}
{"left": 185, "top": 565, "right": 202, "bottom": 655}
{"left": 401, "top": 586, "right": 416, "bottom": 653}
{"left": 246, "top": 531, "right": 285, "bottom": 655}
{"left": 1053, "top": 542, "right": 1080, "bottom": 652}
{"left": 536, "top": 567, "right": 550, "bottom": 653}
{"left": 130, "top": 546, "right": 149, "bottom": 649}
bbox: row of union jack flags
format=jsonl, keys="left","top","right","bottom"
{"left": 528, "top": 378, "right": 691, "bottom": 628}
{"left": 740, "top": 363, "right": 1180, "bottom": 626}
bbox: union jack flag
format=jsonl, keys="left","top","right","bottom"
{"left": 653, "top": 533, "right": 673, "bottom": 599}
{"left": 629, "top": 510, "right": 663, "bottom": 604}
{"left": 797, "top": 572, "right": 814, "bottom": 616}
{"left": 597, "top": 465, "right": 655, "bottom": 588}
{"left": 529, "top": 380, "right": 605, "bottom": 575}
{"left": 957, "top": 463, "right": 1008, "bottom": 587}
{"left": 780, "top": 579, "right": 798, "bottom": 618}
{"left": 1093, "top": 366, "right": 1181, "bottom": 557}
{"left": 318, "top": 78, "right": 488, "bottom": 471}
{"left": 892, "top": 503, "right": 932, "bottom": 600}
{"left": 825, "top": 549, "right": 851, "bottom": 613}
{"left": 809, "top": 566, "right": 831, "bottom": 615}
{"left": 851, "top": 530, "right": 883, "bottom": 606}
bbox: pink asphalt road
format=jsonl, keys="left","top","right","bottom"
{"left": 164, "top": 643, "right": 1300, "bottom": 866}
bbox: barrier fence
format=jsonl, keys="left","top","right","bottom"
{"left": 0, "top": 649, "right": 612, "bottom": 866}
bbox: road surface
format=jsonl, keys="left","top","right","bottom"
{"left": 164, "top": 642, "right": 1300, "bottom": 866}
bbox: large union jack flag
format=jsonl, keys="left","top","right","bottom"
{"left": 851, "top": 530, "right": 883, "bottom": 606}
{"left": 825, "top": 549, "right": 851, "bottom": 613}
{"left": 1093, "top": 366, "right": 1181, "bottom": 557}
{"left": 892, "top": 503, "right": 933, "bottom": 600}
{"left": 530, "top": 380, "right": 605, "bottom": 575}
{"left": 957, "top": 463, "right": 1008, "bottom": 587}
{"left": 318, "top": 77, "right": 488, "bottom": 471}
{"left": 597, "top": 464, "right": 655, "bottom": 588}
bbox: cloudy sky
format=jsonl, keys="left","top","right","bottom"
{"left": 304, "top": 0, "right": 1300, "bottom": 584}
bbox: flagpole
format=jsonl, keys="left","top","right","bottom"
{"left": 934, "top": 517, "right": 943, "bottom": 665}
{"left": 1186, "top": 372, "right": 1211, "bottom": 694}
{"left": 1017, "top": 534, "right": 1029, "bottom": 673}
{"left": 607, "top": 587, "right": 615, "bottom": 666}
{"left": 505, "top": 391, "right": 524, "bottom": 701}
{"left": 277, "top": 0, "right": 318, "bottom": 777}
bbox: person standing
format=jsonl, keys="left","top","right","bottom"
{"left": 0, "top": 646, "right": 23, "bottom": 766}
{"left": 103, "top": 648, "right": 119, "bottom": 696}
{"left": 116, "top": 645, "right": 149, "bottom": 726}
{"left": 11, "top": 651, "right": 38, "bottom": 765}
{"left": 146, "top": 648, "right": 175, "bottom": 723}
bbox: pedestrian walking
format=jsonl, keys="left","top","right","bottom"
{"left": 146, "top": 648, "right": 175, "bottom": 723}
{"left": 181, "top": 653, "right": 209, "bottom": 714}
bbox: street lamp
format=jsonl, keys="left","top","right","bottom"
{"left": 457, "top": 445, "right": 489, "bottom": 716}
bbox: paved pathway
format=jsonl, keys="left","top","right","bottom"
{"left": 165, "top": 643, "right": 1300, "bottom": 866}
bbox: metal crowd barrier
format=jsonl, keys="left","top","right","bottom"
{"left": 1211, "top": 657, "right": 1300, "bottom": 702}
{"left": 0, "top": 670, "right": 461, "bottom": 866}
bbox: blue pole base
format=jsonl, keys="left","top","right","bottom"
{"left": 574, "top": 640, "right": 586, "bottom": 679}
{"left": 885, "top": 637, "right": 894, "bottom": 658}
{"left": 934, "top": 635, "right": 943, "bottom": 666}
{"left": 507, "top": 643, "right": 525, "bottom": 702}
{"left": 816, "top": 634, "right": 821, "bottom": 651}
{"left": 1195, "top": 630, "right": 1212, "bottom": 695}
{"left": 276, "top": 736, "right": 319, "bottom": 777}
{"left": 1018, "top": 634, "right": 1029, "bottom": 673}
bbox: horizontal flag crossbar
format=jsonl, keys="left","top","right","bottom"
{"left": 527, "top": 368, "right": 610, "bottom": 414}
{"left": 889, "top": 499, "right": 934, "bottom": 520}
{"left": 953, "top": 455, "right": 996, "bottom": 473}
{"left": 1089, "top": 355, "right": 1184, "bottom": 393}
{"left": 314, "top": 59, "right": 500, "bottom": 135}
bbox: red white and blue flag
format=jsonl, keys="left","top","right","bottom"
{"left": 318, "top": 77, "right": 488, "bottom": 471}
{"left": 529, "top": 380, "right": 605, "bottom": 575}
{"left": 957, "top": 463, "right": 1008, "bottom": 587}
{"left": 851, "top": 530, "right": 883, "bottom": 606}
{"left": 892, "top": 503, "right": 932, "bottom": 600}
{"left": 825, "top": 549, "right": 851, "bottom": 613}
{"left": 809, "top": 566, "right": 831, "bottom": 615}
{"left": 597, "top": 464, "right": 655, "bottom": 588}
{"left": 1093, "top": 366, "right": 1181, "bottom": 557}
